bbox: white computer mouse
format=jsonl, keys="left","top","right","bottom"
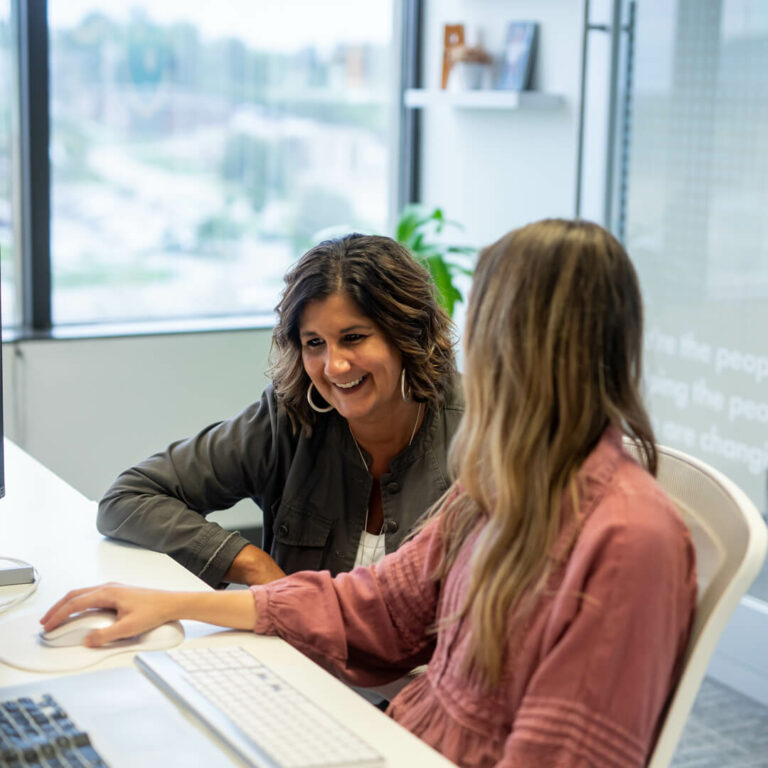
{"left": 39, "top": 609, "right": 184, "bottom": 649}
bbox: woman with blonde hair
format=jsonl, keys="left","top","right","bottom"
{"left": 44, "top": 218, "right": 696, "bottom": 767}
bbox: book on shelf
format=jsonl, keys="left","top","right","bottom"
{"left": 498, "top": 22, "right": 538, "bottom": 91}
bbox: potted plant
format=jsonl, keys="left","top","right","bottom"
{"left": 312, "top": 205, "right": 475, "bottom": 318}
{"left": 448, "top": 44, "right": 493, "bottom": 90}
{"left": 395, "top": 204, "right": 475, "bottom": 318}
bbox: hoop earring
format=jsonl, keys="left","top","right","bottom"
{"left": 307, "top": 382, "right": 333, "bottom": 413}
{"left": 400, "top": 368, "right": 412, "bottom": 402}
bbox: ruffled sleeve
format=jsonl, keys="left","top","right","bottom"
{"left": 251, "top": 517, "right": 444, "bottom": 686}
{"left": 496, "top": 483, "right": 697, "bottom": 768}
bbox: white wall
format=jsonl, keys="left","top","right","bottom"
{"left": 2, "top": 329, "right": 273, "bottom": 527}
{"left": 419, "top": 0, "right": 586, "bottom": 247}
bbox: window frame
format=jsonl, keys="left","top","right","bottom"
{"left": 9, "top": 0, "right": 422, "bottom": 340}
{"left": 16, "top": 0, "right": 51, "bottom": 333}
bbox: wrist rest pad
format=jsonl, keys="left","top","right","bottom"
{"left": 0, "top": 610, "right": 184, "bottom": 673}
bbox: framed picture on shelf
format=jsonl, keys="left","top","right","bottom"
{"left": 498, "top": 21, "right": 538, "bottom": 91}
{"left": 441, "top": 24, "right": 465, "bottom": 89}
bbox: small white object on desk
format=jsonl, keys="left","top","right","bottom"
{"left": 0, "top": 560, "right": 35, "bottom": 586}
{"left": 38, "top": 608, "right": 121, "bottom": 648}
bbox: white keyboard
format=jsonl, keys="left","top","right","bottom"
{"left": 135, "top": 646, "right": 384, "bottom": 768}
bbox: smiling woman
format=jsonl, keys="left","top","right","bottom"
{"left": 96, "top": 233, "right": 463, "bottom": 587}
{"left": 300, "top": 293, "right": 408, "bottom": 431}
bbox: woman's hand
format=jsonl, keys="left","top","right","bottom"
{"left": 40, "top": 583, "right": 180, "bottom": 647}
{"left": 41, "top": 582, "right": 259, "bottom": 647}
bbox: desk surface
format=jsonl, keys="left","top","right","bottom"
{"left": 0, "top": 440, "right": 455, "bottom": 766}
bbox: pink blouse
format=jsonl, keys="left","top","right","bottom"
{"left": 251, "top": 429, "right": 697, "bottom": 767}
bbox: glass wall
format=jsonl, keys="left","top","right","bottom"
{"left": 624, "top": 0, "right": 768, "bottom": 598}
{"left": 0, "top": 0, "right": 17, "bottom": 327}
{"left": 48, "top": 0, "right": 394, "bottom": 325}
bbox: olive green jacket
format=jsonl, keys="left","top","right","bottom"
{"left": 97, "top": 379, "right": 464, "bottom": 587}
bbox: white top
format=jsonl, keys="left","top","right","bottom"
{"left": 353, "top": 530, "right": 387, "bottom": 568}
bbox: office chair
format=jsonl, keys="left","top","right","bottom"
{"left": 623, "top": 440, "right": 768, "bottom": 768}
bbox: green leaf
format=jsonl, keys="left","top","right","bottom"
{"left": 395, "top": 210, "right": 422, "bottom": 244}
{"left": 411, "top": 232, "right": 426, "bottom": 255}
{"left": 394, "top": 204, "right": 475, "bottom": 318}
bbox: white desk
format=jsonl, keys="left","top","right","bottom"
{"left": 0, "top": 441, "right": 455, "bottom": 766}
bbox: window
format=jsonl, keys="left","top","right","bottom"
{"left": 0, "top": 0, "right": 17, "bottom": 327}
{"left": 11, "top": 0, "right": 400, "bottom": 330}
{"left": 623, "top": 0, "right": 768, "bottom": 598}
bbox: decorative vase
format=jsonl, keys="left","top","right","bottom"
{"left": 449, "top": 61, "right": 490, "bottom": 91}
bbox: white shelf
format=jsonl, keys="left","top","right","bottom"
{"left": 404, "top": 88, "right": 564, "bottom": 111}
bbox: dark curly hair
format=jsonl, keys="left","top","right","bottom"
{"left": 269, "top": 233, "right": 456, "bottom": 431}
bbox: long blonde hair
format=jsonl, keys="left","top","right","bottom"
{"left": 435, "top": 219, "right": 656, "bottom": 685}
